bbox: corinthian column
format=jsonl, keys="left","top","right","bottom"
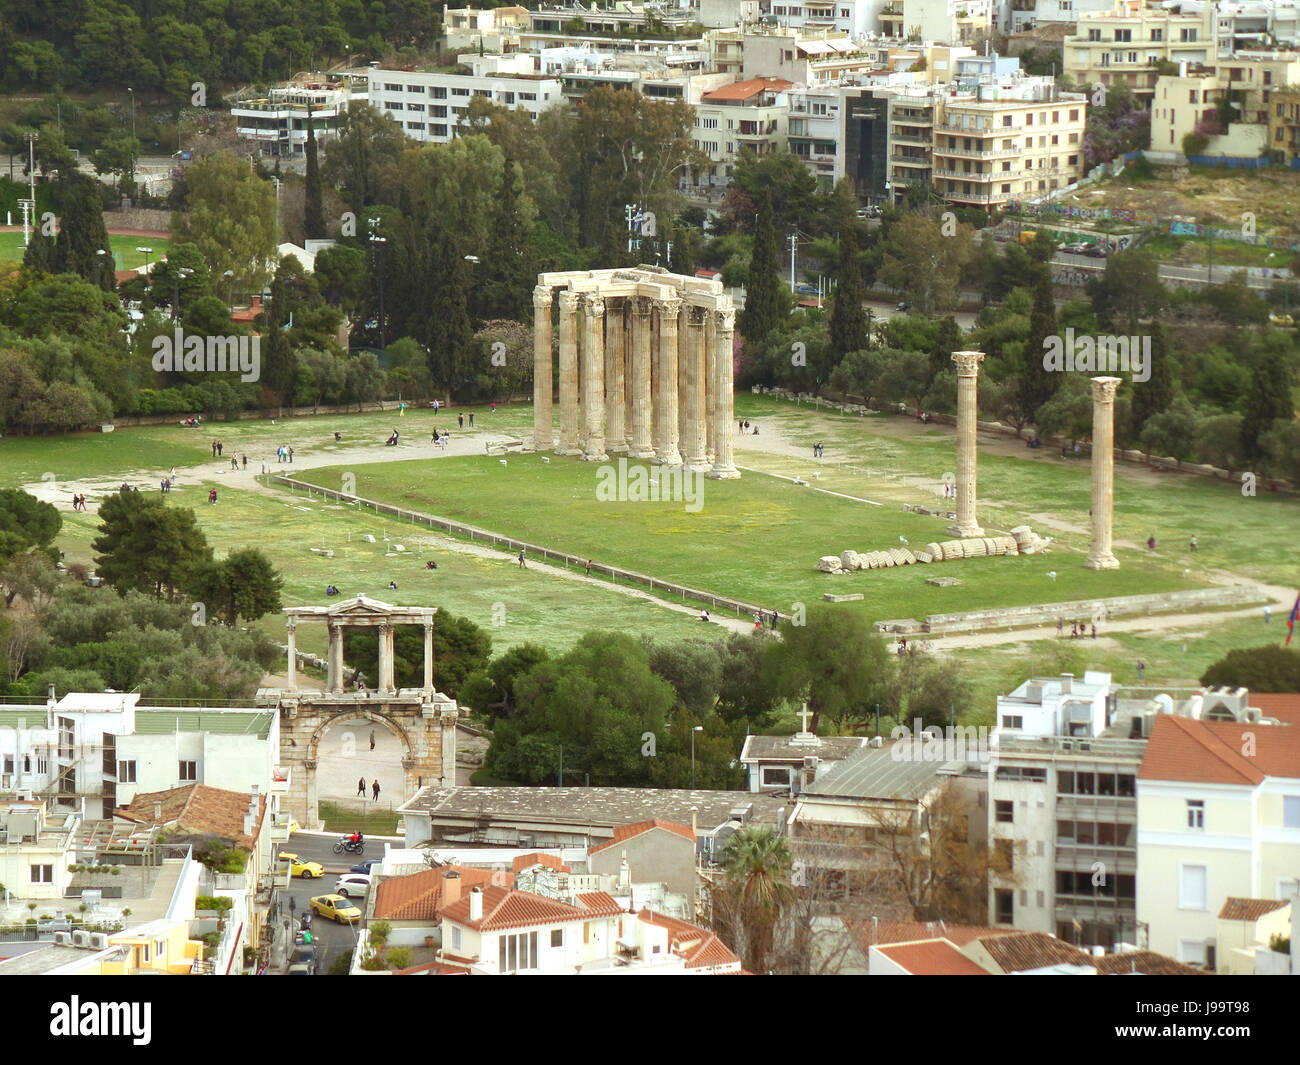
{"left": 378, "top": 622, "right": 396, "bottom": 693}
{"left": 532, "top": 285, "right": 554, "bottom": 451}
{"left": 948, "top": 350, "right": 985, "bottom": 538}
{"left": 704, "top": 310, "right": 717, "bottom": 465}
{"left": 580, "top": 294, "right": 607, "bottom": 461}
{"left": 708, "top": 305, "right": 741, "bottom": 479}
{"left": 653, "top": 296, "right": 683, "bottom": 466}
{"left": 605, "top": 298, "right": 626, "bottom": 453}
{"left": 1086, "top": 376, "right": 1122, "bottom": 570}
{"left": 683, "top": 307, "right": 708, "bottom": 470}
{"left": 556, "top": 290, "right": 580, "bottom": 455}
{"left": 628, "top": 298, "right": 655, "bottom": 458}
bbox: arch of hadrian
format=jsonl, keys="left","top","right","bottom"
{"left": 256, "top": 596, "right": 459, "bottom": 826}
{"left": 533, "top": 266, "right": 741, "bottom": 478}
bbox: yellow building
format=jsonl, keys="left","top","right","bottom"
{"left": 1268, "top": 85, "right": 1300, "bottom": 161}
{"left": 1136, "top": 715, "right": 1300, "bottom": 970}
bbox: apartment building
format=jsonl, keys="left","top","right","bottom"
{"left": 1136, "top": 711, "right": 1300, "bottom": 969}
{"left": 544, "top": 48, "right": 727, "bottom": 103}
{"left": 0, "top": 800, "right": 81, "bottom": 900}
{"left": 688, "top": 76, "right": 794, "bottom": 190}
{"left": 0, "top": 692, "right": 279, "bottom": 820}
{"left": 366, "top": 57, "right": 564, "bottom": 144}
{"left": 1008, "top": 0, "right": 1118, "bottom": 35}
{"left": 1267, "top": 84, "right": 1300, "bottom": 160}
{"left": 1063, "top": 1, "right": 1216, "bottom": 103}
{"left": 1176, "top": 0, "right": 1300, "bottom": 55}
{"left": 769, "top": 0, "right": 891, "bottom": 38}
{"left": 888, "top": 74, "right": 1086, "bottom": 207}
{"left": 230, "top": 78, "right": 367, "bottom": 158}
{"left": 442, "top": 5, "right": 530, "bottom": 52}
{"left": 741, "top": 26, "right": 888, "bottom": 84}
{"left": 526, "top": 1, "right": 702, "bottom": 37}
{"left": 900, "top": 0, "right": 995, "bottom": 46}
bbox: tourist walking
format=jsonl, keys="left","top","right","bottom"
{"left": 241, "top": 454, "right": 247, "bottom": 469}
{"left": 1136, "top": 660, "right": 1145, "bottom": 681}
{"left": 288, "top": 447, "right": 294, "bottom": 463}
{"left": 1147, "top": 536, "right": 1156, "bottom": 553}
{"left": 357, "top": 777, "right": 366, "bottom": 797}
{"left": 372, "top": 780, "right": 380, "bottom": 801}
{"left": 1189, "top": 534, "right": 1197, "bottom": 552}
{"left": 518, "top": 550, "right": 526, "bottom": 568}
{"left": 458, "top": 413, "right": 464, "bottom": 429}
{"left": 469, "top": 412, "right": 474, "bottom": 427}
{"left": 370, "top": 730, "right": 376, "bottom": 751}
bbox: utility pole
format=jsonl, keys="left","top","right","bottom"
{"left": 789, "top": 232, "right": 798, "bottom": 291}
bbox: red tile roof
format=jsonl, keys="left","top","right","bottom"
{"left": 635, "top": 909, "right": 742, "bottom": 970}
{"left": 1093, "top": 951, "right": 1207, "bottom": 976}
{"left": 702, "top": 77, "right": 794, "bottom": 102}
{"left": 1139, "top": 716, "right": 1300, "bottom": 784}
{"left": 874, "top": 939, "right": 989, "bottom": 975}
{"left": 575, "top": 892, "right": 628, "bottom": 918}
{"left": 1246, "top": 693, "right": 1300, "bottom": 728}
{"left": 511, "top": 852, "right": 569, "bottom": 874}
{"left": 1218, "top": 897, "right": 1290, "bottom": 922}
{"left": 442, "top": 887, "right": 601, "bottom": 932}
{"left": 588, "top": 819, "right": 696, "bottom": 855}
{"left": 115, "top": 784, "right": 266, "bottom": 850}
{"left": 372, "top": 866, "right": 497, "bottom": 922}
{"left": 974, "top": 931, "right": 1095, "bottom": 973}
{"left": 842, "top": 918, "right": 1010, "bottom": 950}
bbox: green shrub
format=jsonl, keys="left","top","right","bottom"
{"left": 329, "top": 950, "right": 354, "bottom": 975}
{"left": 359, "top": 948, "right": 387, "bottom": 971}
{"left": 369, "top": 920, "right": 391, "bottom": 947}
{"left": 195, "top": 895, "right": 234, "bottom": 913}
{"left": 386, "top": 945, "right": 413, "bottom": 969}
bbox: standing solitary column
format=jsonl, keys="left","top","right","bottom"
{"left": 677, "top": 302, "right": 690, "bottom": 460}
{"left": 708, "top": 305, "right": 741, "bottom": 479}
{"left": 1085, "top": 376, "right": 1122, "bottom": 570}
{"left": 683, "top": 307, "right": 708, "bottom": 470}
{"left": 948, "top": 350, "right": 985, "bottom": 538}
{"left": 328, "top": 623, "right": 344, "bottom": 694}
{"left": 378, "top": 623, "right": 396, "bottom": 693}
{"left": 704, "top": 310, "right": 717, "bottom": 465}
{"left": 580, "top": 294, "right": 607, "bottom": 461}
{"left": 286, "top": 622, "right": 298, "bottom": 690}
{"left": 653, "top": 296, "right": 684, "bottom": 466}
{"left": 423, "top": 620, "right": 435, "bottom": 691}
{"left": 605, "top": 298, "right": 626, "bottom": 452}
{"left": 628, "top": 297, "right": 655, "bottom": 458}
{"left": 556, "top": 291, "right": 581, "bottom": 455}
{"left": 532, "top": 285, "right": 553, "bottom": 451}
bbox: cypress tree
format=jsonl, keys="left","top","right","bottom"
{"left": 1240, "top": 341, "right": 1295, "bottom": 463}
{"left": 304, "top": 108, "right": 327, "bottom": 241}
{"left": 429, "top": 230, "right": 474, "bottom": 396}
{"left": 481, "top": 156, "right": 531, "bottom": 322}
{"left": 1019, "top": 264, "right": 1060, "bottom": 423}
{"left": 262, "top": 269, "right": 296, "bottom": 409}
{"left": 829, "top": 216, "right": 867, "bottom": 358}
{"left": 54, "top": 173, "right": 116, "bottom": 291}
{"left": 741, "top": 188, "right": 781, "bottom": 347}
{"left": 1129, "top": 319, "right": 1172, "bottom": 434}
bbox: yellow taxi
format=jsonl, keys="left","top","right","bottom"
{"left": 310, "top": 894, "right": 362, "bottom": 924}
{"left": 278, "top": 852, "right": 325, "bottom": 879}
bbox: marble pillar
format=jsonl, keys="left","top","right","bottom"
{"left": 423, "top": 621, "right": 435, "bottom": 690}
{"left": 1085, "top": 376, "right": 1122, "bottom": 570}
{"left": 580, "top": 294, "right": 607, "bottom": 461}
{"left": 533, "top": 285, "right": 553, "bottom": 451}
{"left": 327, "top": 623, "right": 344, "bottom": 694}
{"left": 286, "top": 622, "right": 297, "bottom": 690}
{"left": 628, "top": 297, "right": 655, "bottom": 458}
{"left": 556, "top": 291, "right": 581, "bottom": 455}
{"left": 378, "top": 622, "right": 396, "bottom": 693}
{"left": 653, "top": 296, "right": 683, "bottom": 466}
{"left": 683, "top": 307, "right": 708, "bottom": 470}
{"left": 704, "top": 310, "right": 717, "bottom": 465}
{"left": 605, "top": 297, "right": 626, "bottom": 452}
{"left": 707, "top": 306, "right": 741, "bottom": 479}
{"left": 677, "top": 303, "right": 689, "bottom": 458}
{"left": 948, "top": 349, "right": 985, "bottom": 538}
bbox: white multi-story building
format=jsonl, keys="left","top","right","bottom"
{"left": 367, "top": 56, "right": 565, "bottom": 144}
{"left": 769, "top": 0, "right": 892, "bottom": 38}
{"left": 1008, "top": 0, "right": 1119, "bottom": 35}
{"left": 687, "top": 76, "right": 794, "bottom": 191}
{"left": 900, "top": 0, "right": 995, "bottom": 45}
{"left": 231, "top": 78, "right": 367, "bottom": 158}
{"left": 0, "top": 692, "right": 279, "bottom": 820}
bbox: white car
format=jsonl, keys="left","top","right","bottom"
{"left": 334, "top": 873, "right": 372, "bottom": 899}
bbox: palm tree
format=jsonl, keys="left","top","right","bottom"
{"left": 720, "top": 826, "right": 796, "bottom": 973}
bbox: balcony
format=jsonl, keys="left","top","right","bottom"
{"left": 890, "top": 132, "right": 932, "bottom": 145}
{"left": 892, "top": 110, "right": 933, "bottom": 123}
{"left": 933, "top": 167, "right": 1023, "bottom": 180}
{"left": 934, "top": 144, "right": 1023, "bottom": 159}
{"left": 738, "top": 121, "right": 779, "bottom": 137}
{"left": 890, "top": 154, "right": 933, "bottom": 166}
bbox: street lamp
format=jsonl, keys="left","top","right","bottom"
{"left": 691, "top": 725, "right": 704, "bottom": 790}
{"left": 172, "top": 266, "right": 193, "bottom": 322}
{"left": 368, "top": 218, "right": 386, "bottom": 349}
{"left": 136, "top": 246, "right": 153, "bottom": 289}
{"left": 223, "top": 269, "right": 235, "bottom": 307}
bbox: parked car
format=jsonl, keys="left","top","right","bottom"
{"left": 288, "top": 944, "right": 317, "bottom": 974}
{"left": 310, "top": 894, "right": 362, "bottom": 924}
{"left": 896, "top": 301, "right": 911, "bottom": 312}
{"left": 278, "top": 852, "right": 325, "bottom": 879}
{"left": 349, "top": 859, "right": 382, "bottom": 875}
{"left": 334, "top": 873, "right": 372, "bottom": 898}
{"left": 1084, "top": 243, "right": 1109, "bottom": 258}
{"left": 1063, "top": 241, "right": 1090, "bottom": 254}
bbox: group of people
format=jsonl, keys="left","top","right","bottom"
{"left": 430, "top": 429, "right": 451, "bottom": 449}
{"left": 229, "top": 454, "right": 248, "bottom": 470}
{"left": 210, "top": 440, "right": 226, "bottom": 457}
{"left": 940, "top": 482, "right": 956, "bottom": 500}
{"left": 1056, "top": 619, "right": 1097, "bottom": 639}
{"left": 897, "top": 637, "right": 915, "bottom": 656}
{"left": 207, "top": 488, "right": 219, "bottom": 505}
{"left": 357, "top": 778, "right": 381, "bottom": 801}
{"left": 325, "top": 584, "right": 340, "bottom": 596}
{"left": 70, "top": 493, "right": 89, "bottom": 511}
{"left": 457, "top": 413, "right": 474, "bottom": 429}
{"left": 916, "top": 410, "right": 931, "bottom": 424}
{"left": 276, "top": 445, "right": 294, "bottom": 462}
{"left": 754, "top": 611, "right": 779, "bottom": 630}
{"left": 812, "top": 442, "right": 825, "bottom": 458}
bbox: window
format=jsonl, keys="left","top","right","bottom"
{"left": 1150, "top": 28, "right": 1163, "bottom": 41}
{"left": 1057, "top": 771, "right": 1074, "bottom": 795}
{"left": 1283, "top": 796, "right": 1300, "bottom": 828}
{"left": 179, "top": 761, "right": 197, "bottom": 782}
{"left": 452, "top": 88, "right": 470, "bottom": 97}
{"left": 1177, "top": 938, "right": 1206, "bottom": 965}
{"left": 1278, "top": 878, "right": 1299, "bottom": 899}
{"left": 31, "top": 864, "right": 53, "bottom": 884}
{"left": 1036, "top": 890, "right": 1045, "bottom": 908}
{"left": 1179, "top": 864, "right": 1208, "bottom": 909}
{"left": 383, "top": 82, "right": 402, "bottom": 92}
{"left": 1114, "top": 29, "right": 1131, "bottom": 42}
{"left": 550, "top": 928, "right": 563, "bottom": 948}
{"left": 432, "top": 87, "right": 447, "bottom": 99}
{"left": 407, "top": 103, "right": 425, "bottom": 112}
{"left": 1001, "top": 715, "right": 1023, "bottom": 730}
{"left": 1187, "top": 799, "right": 1204, "bottom": 829}
{"left": 498, "top": 930, "right": 540, "bottom": 972}
{"left": 406, "top": 122, "right": 424, "bottom": 131}
{"left": 407, "top": 84, "right": 425, "bottom": 94}
{"left": 995, "top": 800, "right": 1014, "bottom": 824}
{"left": 994, "top": 888, "right": 1014, "bottom": 923}
{"left": 1181, "top": 28, "right": 1197, "bottom": 41}
{"left": 60, "top": 767, "right": 76, "bottom": 794}
{"left": 451, "top": 926, "right": 462, "bottom": 952}
{"left": 995, "top": 839, "right": 1014, "bottom": 872}
{"left": 118, "top": 760, "right": 136, "bottom": 783}
{"left": 761, "top": 767, "right": 790, "bottom": 787}
{"left": 384, "top": 101, "right": 403, "bottom": 111}
{"left": 140, "top": 943, "right": 150, "bottom": 963}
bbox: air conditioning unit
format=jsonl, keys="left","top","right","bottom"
{"left": 54, "top": 932, "right": 72, "bottom": 946}
{"left": 89, "top": 933, "right": 109, "bottom": 949}
{"left": 72, "top": 930, "right": 91, "bottom": 948}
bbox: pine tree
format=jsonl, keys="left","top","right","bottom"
{"left": 22, "top": 228, "right": 57, "bottom": 273}
{"left": 929, "top": 315, "right": 960, "bottom": 388}
{"left": 829, "top": 213, "right": 867, "bottom": 358}
{"left": 741, "top": 189, "right": 781, "bottom": 346}
{"left": 1240, "top": 341, "right": 1295, "bottom": 463}
{"left": 1019, "top": 264, "right": 1060, "bottom": 423}
{"left": 669, "top": 224, "right": 694, "bottom": 275}
{"left": 1129, "top": 320, "right": 1172, "bottom": 434}
{"left": 304, "top": 108, "right": 327, "bottom": 241}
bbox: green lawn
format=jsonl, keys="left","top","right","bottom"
{"left": 0, "top": 426, "right": 211, "bottom": 482}
{"left": 0, "top": 231, "right": 171, "bottom": 268}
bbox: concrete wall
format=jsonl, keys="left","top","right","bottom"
{"left": 587, "top": 829, "right": 697, "bottom": 899}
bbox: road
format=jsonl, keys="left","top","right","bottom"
{"left": 1049, "top": 248, "right": 1287, "bottom": 290}
{"left": 274, "top": 831, "right": 382, "bottom": 975}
